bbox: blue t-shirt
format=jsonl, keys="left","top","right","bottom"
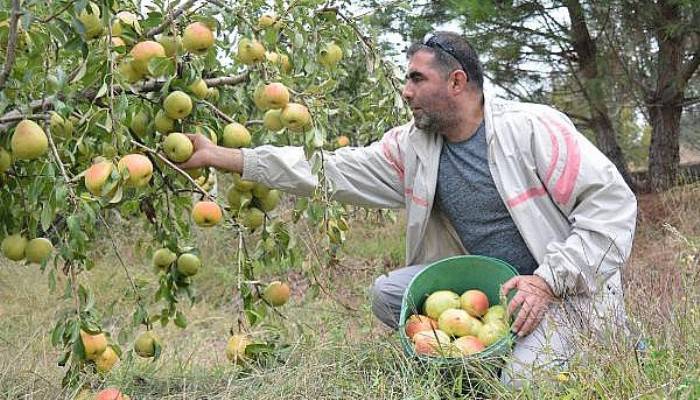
{"left": 436, "top": 121, "right": 539, "bottom": 275}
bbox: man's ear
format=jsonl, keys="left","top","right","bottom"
{"left": 450, "top": 70, "right": 469, "bottom": 92}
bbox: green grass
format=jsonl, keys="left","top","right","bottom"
{"left": 1, "top": 188, "right": 699, "bottom": 399}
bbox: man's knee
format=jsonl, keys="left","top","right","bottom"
{"left": 370, "top": 275, "right": 401, "bottom": 329}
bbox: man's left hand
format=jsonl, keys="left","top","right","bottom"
{"left": 501, "top": 275, "right": 555, "bottom": 337}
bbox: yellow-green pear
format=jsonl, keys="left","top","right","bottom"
{"left": 50, "top": 112, "right": 73, "bottom": 138}
{"left": 152, "top": 248, "right": 177, "bottom": 269}
{"left": 252, "top": 183, "right": 270, "bottom": 199}
{"left": 222, "top": 123, "right": 251, "bottom": 148}
{"left": 189, "top": 79, "right": 208, "bottom": 99}
{"left": 11, "top": 119, "right": 48, "bottom": 160}
{"left": 111, "top": 11, "right": 140, "bottom": 37}
{"left": 163, "top": 91, "right": 192, "bottom": 120}
{"left": 177, "top": 253, "right": 201, "bottom": 276}
{"left": 84, "top": 160, "right": 114, "bottom": 196}
{"left": 280, "top": 103, "right": 311, "bottom": 132}
{"left": 78, "top": 3, "right": 104, "bottom": 40}
{"left": 25, "top": 238, "right": 53, "bottom": 264}
{"left": 154, "top": 110, "right": 175, "bottom": 133}
{"left": 225, "top": 334, "right": 251, "bottom": 364}
{"left": 130, "top": 111, "right": 150, "bottom": 136}
{"left": 0, "top": 147, "right": 11, "bottom": 173}
{"left": 182, "top": 22, "right": 215, "bottom": 55}
{"left": 257, "top": 14, "right": 277, "bottom": 29}
{"left": 232, "top": 173, "right": 255, "bottom": 192}
{"left": 263, "top": 109, "right": 284, "bottom": 132}
{"left": 162, "top": 132, "right": 193, "bottom": 162}
{"left": 117, "top": 61, "right": 142, "bottom": 83}
{"left": 158, "top": 34, "right": 182, "bottom": 57}
{"left": 240, "top": 207, "right": 265, "bottom": 230}
{"left": 134, "top": 331, "right": 160, "bottom": 358}
{"left": 95, "top": 346, "right": 119, "bottom": 373}
{"left": 80, "top": 330, "right": 108, "bottom": 360}
{"left": 207, "top": 87, "right": 220, "bottom": 102}
{"left": 129, "top": 40, "right": 166, "bottom": 76}
{"left": 318, "top": 42, "right": 343, "bottom": 67}
{"left": 258, "top": 189, "right": 281, "bottom": 212}
{"left": 237, "top": 38, "right": 265, "bottom": 64}
{"left": 227, "top": 185, "right": 252, "bottom": 213}
{"left": 1, "top": 234, "right": 27, "bottom": 261}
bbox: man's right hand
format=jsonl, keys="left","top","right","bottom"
{"left": 177, "top": 134, "right": 243, "bottom": 173}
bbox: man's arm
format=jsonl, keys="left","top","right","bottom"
{"left": 178, "top": 128, "right": 407, "bottom": 209}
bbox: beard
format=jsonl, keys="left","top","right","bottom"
{"left": 413, "top": 102, "right": 460, "bottom": 136}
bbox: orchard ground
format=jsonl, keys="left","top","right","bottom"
{"left": 1, "top": 184, "right": 698, "bottom": 399}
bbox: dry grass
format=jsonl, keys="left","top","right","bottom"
{"left": 0, "top": 186, "right": 698, "bottom": 399}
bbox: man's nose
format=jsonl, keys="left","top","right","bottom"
{"left": 402, "top": 83, "right": 413, "bottom": 102}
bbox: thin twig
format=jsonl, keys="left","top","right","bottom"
{"left": 146, "top": 0, "right": 198, "bottom": 37}
{"left": 0, "top": 0, "right": 22, "bottom": 91}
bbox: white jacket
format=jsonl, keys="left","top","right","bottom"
{"left": 242, "top": 95, "right": 637, "bottom": 322}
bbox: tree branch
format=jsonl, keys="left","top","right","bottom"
{"left": 0, "top": 0, "right": 22, "bottom": 91}
{"left": 146, "top": 0, "right": 198, "bottom": 38}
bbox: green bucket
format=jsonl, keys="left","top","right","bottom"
{"left": 399, "top": 255, "right": 519, "bottom": 366}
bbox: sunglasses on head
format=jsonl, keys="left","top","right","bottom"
{"left": 423, "top": 34, "right": 468, "bottom": 75}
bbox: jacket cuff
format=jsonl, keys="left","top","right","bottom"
{"left": 240, "top": 148, "right": 259, "bottom": 182}
{"left": 533, "top": 264, "right": 565, "bottom": 298}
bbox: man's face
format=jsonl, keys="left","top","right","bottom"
{"left": 402, "top": 50, "right": 457, "bottom": 135}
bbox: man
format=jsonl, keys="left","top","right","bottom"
{"left": 179, "top": 31, "right": 637, "bottom": 387}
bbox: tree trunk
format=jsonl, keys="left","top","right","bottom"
{"left": 647, "top": 98, "right": 682, "bottom": 191}
{"left": 564, "top": 0, "right": 635, "bottom": 189}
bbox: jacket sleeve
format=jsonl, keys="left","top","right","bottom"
{"left": 529, "top": 108, "right": 637, "bottom": 298}
{"left": 240, "top": 128, "right": 406, "bottom": 209}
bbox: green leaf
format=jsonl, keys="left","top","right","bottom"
{"left": 174, "top": 310, "right": 187, "bottom": 328}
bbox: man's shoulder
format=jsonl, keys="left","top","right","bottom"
{"left": 488, "top": 97, "right": 564, "bottom": 121}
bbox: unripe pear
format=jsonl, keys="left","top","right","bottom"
{"left": 280, "top": 103, "right": 311, "bottom": 132}
{"left": 0, "top": 147, "right": 11, "bottom": 173}
{"left": 232, "top": 173, "right": 255, "bottom": 192}
{"left": 117, "top": 154, "right": 153, "bottom": 187}
{"left": 118, "top": 61, "right": 142, "bottom": 83}
{"left": 154, "top": 110, "right": 175, "bottom": 133}
{"left": 163, "top": 91, "right": 193, "bottom": 120}
{"left": 80, "top": 330, "right": 108, "bottom": 360}
{"left": 50, "top": 112, "right": 73, "bottom": 138}
{"left": 78, "top": 3, "right": 104, "bottom": 40}
{"left": 111, "top": 11, "right": 140, "bottom": 37}
{"left": 158, "top": 35, "right": 182, "bottom": 57}
{"left": 177, "top": 253, "right": 201, "bottom": 276}
{"left": 130, "top": 111, "right": 150, "bottom": 136}
{"left": 84, "top": 160, "right": 114, "bottom": 196}
{"left": 258, "top": 189, "right": 281, "bottom": 212}
{"left": 222, "top": 123, "right": 251, "bottom": 148}
{"left": 253, "top": 84, "right": 270, "bottom": 111}
{"left": 25, "top": 238, "right": 53, "bottom": 264}
{"left": 134, "top": 331, "right": 160, "bottom": 358}
{"left": 95, "top": 346, "right": 119, "bottom": 373}
{"left": 263, "top": 281, "right": 291, "bottom": 306}
{"left": 207, "top": 87, "right": 220, "bottom": 102}
{"left": 237, "top": 38, "right": 265, "bottom": 64}
{"left": 423, "top": 290, "right": 460, "bottom": 320}
{"left": 163, "top": 132, "right": 193, "bottom": 162}
{"left": 129, "top": 41, "right": 166, "bottom": 75}
{"left": 260, "top": 82, "right": 290, "bottom": 110}
{"left": 182, "top": 22, "right": 215, "bottom": 55}
{"left": 225, "top": 334, "right": 251, "bottom": 363}
{"left": 152, "top": 248, "right": 177, "bottom": 269}
{"left": 263, "top": 109, "right": 284, "bottom": 131}
{"left": 252, "top": 183, "right": 270, "bottom": 199}
{"left": 257, "top": 14, "right": 277, "bottom": 29}
{"left": 318, "top": 42, "right": 343, "bottom": 67}
{"left": 477, "top": 321, "right": 509, "bottom": 347}
{"left": 1, "top": 234, "right": 27, "bottom": 261}
{"left": 227, "top": 185, "right": 252, "bottom": 212}
{"left": 483, "top": 305, "right": 508, "bottom": 324}
{"left": 189, "top": 78, "right": 209, "bottom": 99}
{"left": 240, "top": 207, "right": 265, "bottom": 230}
{"left": 192, "top": 201, "right": 222, "bottom": 227}
{"left": 11, "top": 119, "right": 48, "bottom": 160}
